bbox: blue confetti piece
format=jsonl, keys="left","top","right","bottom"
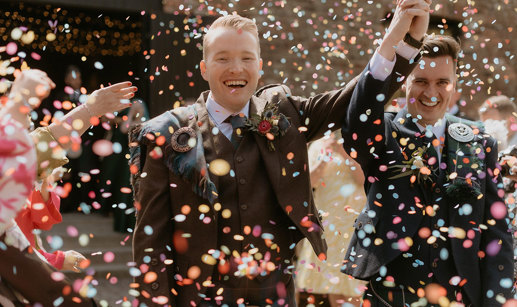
{"left": 79, "top": 202, "right": 91, "bottom": 214}
{"left": 113, "top": 142, "right": 122, "bottom": 154}
{"left": 129, "top": 267, "right": 142, "bottom": 277}
{"left": 49, "top": 235, "right": 63, "bottom": 250}
{"left": 53, "top": 297, "right": 64, "bottom": 306}
{"left": 500, "top": 278, "right": 513, "bottom": 288}
{"left": 261, "top": 233, "right": 274, "bottom": 240}
{"left": 144, "top": 225, "right": 153, "bottom": 235}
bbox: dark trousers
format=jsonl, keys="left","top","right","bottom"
{"left": 198, "top": 276, "right": 296, "bottom": 306}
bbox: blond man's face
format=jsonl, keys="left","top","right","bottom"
{"left": 200, "top": 27, "right": 262, "bottom": 113}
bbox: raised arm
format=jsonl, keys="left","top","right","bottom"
{"left": 1, "top": 69, "right": 55, "bottom": 129}
{"left": 341, "top": 0, "right": 429, "bottom": 173}
{"left": 47, "top": 81, "right": 137, "bottom": 150}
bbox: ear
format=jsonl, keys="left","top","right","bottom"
{"left": 401, "top": 82, "right": 407, "bottom": 93}
{"left": 200, "top": 60, "right": 208, "bottom": 81}
{"left": 448, "top": 80, "right": 459, "bottom": 109}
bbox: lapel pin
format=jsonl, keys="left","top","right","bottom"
{"left": 448, "top": 123, "right": 474, "bottom": 143}
{"left": 171, "top": 127, "right": 196, "bottom": 152}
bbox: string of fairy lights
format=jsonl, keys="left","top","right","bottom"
{"left": 0, "top": 2, "right": 143, "bottom": 58}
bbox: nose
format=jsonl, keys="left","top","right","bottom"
{"left": 423, "top": 84, "right": 439, "bottom": 100}
{"left": 228, "top": 59, "right": 244, "bottom": 74}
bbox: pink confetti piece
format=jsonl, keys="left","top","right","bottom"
{"left": 6, "top": 42, "right": 17, "bottom": 55}
{"left": 92, "top": 139, "right": 114, "bottom": 157}
{"left": 66, "top": 225, "right": 79, "bottom": 237}
{"left": 103, "top": 251, "right": 115, "bottom": 263}
{"left": 490, "top": 201, "right": 507, "bottom": 219}
{"left": 30, "top": 52, "right": 41, "bottom": 60}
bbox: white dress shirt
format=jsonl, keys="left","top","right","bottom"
{"left": 206, "top": 93, "right": 250, "bottom": 141}
{"left": 416, "top": 118, "right": 447, "bottom": 163}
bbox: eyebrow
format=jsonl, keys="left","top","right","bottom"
{"left": 212, "top": 50, "right": 257, "bottom": 57}
{"left": 413, "top": 77, "right": 451, "bottom": 82}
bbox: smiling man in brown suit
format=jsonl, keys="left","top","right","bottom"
{"left": 129, "top": 13, "right": 421, "bottom": 306}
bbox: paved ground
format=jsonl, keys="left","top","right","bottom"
{"left": 42, "top": 213, "right": 136, "bottom": 307}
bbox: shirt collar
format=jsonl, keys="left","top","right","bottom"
{"left": 415, "top": 116, "right": 447, "bottom": 140}
{"left": 206, "top": 92, "right": 250, "bottom": 125}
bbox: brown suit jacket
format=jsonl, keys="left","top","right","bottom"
{"left": 0, "top": 236, "right": 96, "bottom": 306}
{"left": 129, "top": 56, "right": 414, "bottom": 306}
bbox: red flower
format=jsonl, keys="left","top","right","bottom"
{"left": 257, "top": 120, "right": 272, "bottom": 134}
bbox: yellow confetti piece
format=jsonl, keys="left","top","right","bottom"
{"left": 209, "top": 159, "right": 230, "bottom": 176}
{"left": 197, "top": 204, "right": 210, "bottom": 214}
{"left": 221, "top": 209, "right": 231, "bottom": 219}
{"left": 201, "top": 254, "right": 217, "bottom": 265}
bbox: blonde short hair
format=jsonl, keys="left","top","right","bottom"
{"left": 203, "top": 14, "right": 260, "bottom": 60}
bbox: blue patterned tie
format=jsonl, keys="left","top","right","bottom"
{"left": 225, "top": 115, "right": 247, "bottom": 148}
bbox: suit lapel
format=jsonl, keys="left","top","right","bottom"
{"left": 249, "top": 96, "right": 282, "bottom": 192}
{"left": 392, "top": 109, "right": 433, "bottom": 204}
{"left": 193, "top": 93, "right": 221, "bottom": 202}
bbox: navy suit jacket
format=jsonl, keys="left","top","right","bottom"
{"left": 341, "top": 63, "right": 513, "bottom": 306}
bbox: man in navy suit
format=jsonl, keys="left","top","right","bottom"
{"left": 340, "top": 1, "right": 514, "bottom": 306}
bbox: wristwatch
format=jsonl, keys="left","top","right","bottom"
{"left": 404, "top": 33, "right": 424, "bottom": 49}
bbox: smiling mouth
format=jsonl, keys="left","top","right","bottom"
{"left": 419, "top": 99, "right": 439, "bottom": 107}
{"left": 224, "top": 80, "right": 248, "bottom": 88}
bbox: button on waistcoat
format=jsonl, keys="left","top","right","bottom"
{"left": 206, "top": 130, "right": 300, "bottom": 293}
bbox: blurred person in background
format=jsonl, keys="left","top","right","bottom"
{"left": 296, "top": 132, "right": 366, "bottom": 307}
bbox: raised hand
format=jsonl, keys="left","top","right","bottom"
{"left": 62, "top": 250, "right": 88, "bottom": 272}
{"left": 10, "top": 69, "right": 55, "bottom": 108}
{"left": 408, "top": 0, "right": 431, "bottom": 41}
{"left": 85, "top": 81, "right": 137, "bottom": 117}
{"left": 380, "top": 0, "right": 430, "bottom": 60}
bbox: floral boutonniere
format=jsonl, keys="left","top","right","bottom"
{"left": 445, "top": 175, "right": 482, "bottom": 205}
{"left": 389, "top": 146, "right": 436, "bottom": 184}
{"left": 246, "top": 103, "right": 290, "bottom": 151}
{"left": 444, "top": 142, "right": 483, "bottom": 205}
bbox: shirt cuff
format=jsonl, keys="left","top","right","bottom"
{"left": 395, "top": 40, "right": 420, "bottom": 60}
{"left": 369, "top": 49, "right": 396, "bottom": 81}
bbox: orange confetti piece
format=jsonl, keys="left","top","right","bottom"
{"left": 156, "top": 135, "right": 166, "bottom": 146}
{"left": 130, "top": 164, "right": 139, "bottom": 175}
{"left": 143, "top": 272, "right": 157, "bottom": 283}
{"left": 420, "top": 167, "right": 431, "bottom": 176}
{"left": 120, "top": 187, "right": 132, "bottom": 194}
{"left": 90, "top": 116, "right": 100, "bottom": 126}
{"left": 62, "top": 100, "right": 73, "bottom": 110}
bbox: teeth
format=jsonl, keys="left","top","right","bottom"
{"left": 420, "top": 99, "right": 438, "bottom": 107}
{"left": 225, "top": 80, "right": 247, "bottom": 86}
